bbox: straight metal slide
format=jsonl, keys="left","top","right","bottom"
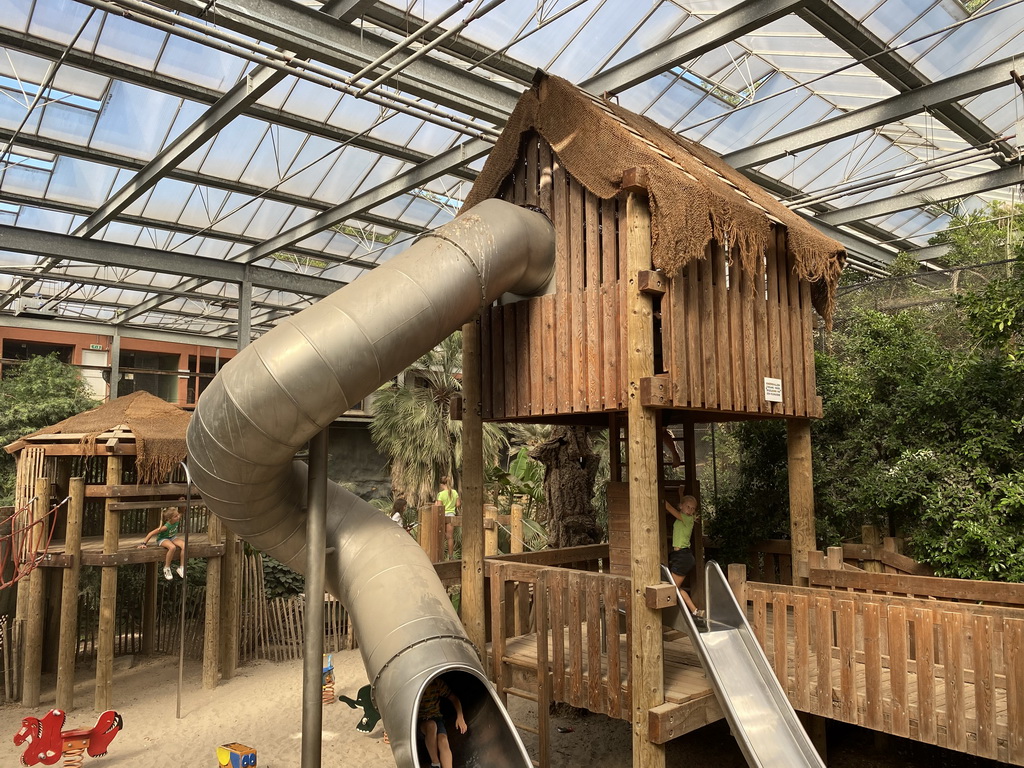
{"left": 186, "top": 199, "right": 555, "bottom": 768}
{"left": 663, "top": 561, "right": 826, "bottom": 768}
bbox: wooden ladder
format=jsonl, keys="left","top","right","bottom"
{"left": 498, "top": 656, "right": 550, "bottom": 768}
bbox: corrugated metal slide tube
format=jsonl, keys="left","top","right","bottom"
{"left": 185, "top": 199, "right": 554, "bottom": 767}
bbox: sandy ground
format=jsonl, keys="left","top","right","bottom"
{"left": 0, "top": 649, "right": 1002, "bottom": 768}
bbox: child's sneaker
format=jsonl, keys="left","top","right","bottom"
{"left": 163, "top": 566, "right": 173, "bottom": 581}
{"left": 692, "top": 609, "right": 707, "bottom": 628}
{"left": 176, "top": 565, "right": 185, "bottom": 578}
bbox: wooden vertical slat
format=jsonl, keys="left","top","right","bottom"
{"left": 776, "top": 230, "right": 795, "bottom": 416}
{"left": 787, "top": 254, "right": 806, "bottom": 415}
{"left": 480, "top": 309, "right": 492, "bottom": 419}
{"left": 942, "top": 611, "right": 966, "bottom": 751}
{"left": 618, "top": 200, "right": 630, "bottom": 408}
{"left": 535, "top": 567, "right": 551, "bottom": 768}
{"left": 538, "top": 139, "right": 553, "bottom": 216}
{"left": 601, "top": 198, "right": 620, "bottom": 410}
{"left": 686, "top": 261, "right": 704, "bottom": 407}
{"left": 727, "top": 260, "right": 744, "bottom": 411}
{"left": 585, "top": 193, "right": 602, "bottom": 411}
{"left": 569, "top": 180, "right": 586, "bottom": 410}
{"left": 887, "top": 604, "right": 910, "bottom": 738}
{"left": 753, "top": 255, "right": 770, "bottom": 415}
{"left": 838, "top": 600, "right": 856, "bottom": 722}
{"left": 752, "top": 588, "right": 768, "bottom": 648}
{"left": 699, "top": 250, "right": 718, "bottom": 408}
{"left": 863, "top": 602, "right": 882, "bottom": 730}
{"left": 489, "top": 564, "right": 506, "bottom": 688}
{"left": 553, "top": 157, "right": 571, "bottom": 414}
{"left": 503, "top": 303, "right": 518, "bottom": 418}
{"left": 973, "top": 614, "right": 996, "bottom": 759}
{"left": 586, "top": 574, "right": 604, "bottom": 713}
{"left": 766, "top": 233, "right": 783, "bottom": 416}
{"left": 914, "top": 607, "right": 937, "bottom": 744}
{"left": 740, "top": 256, "right": 758, "bottom": 411}
{"left": 713, "top": 242, "right": 732, "bottom": 411}
{"left": 800, "top": 280, "right": 819, "bottom": 416}
{"left": 525, "top": 133, "right": 539, "bottom": 208}
{"left": 529, "top": 298, "right": 543, "bottom": 416}
{"left": 604, "top": 576, "right": 622, "bottom": 719}
{"left": 670, "top": 267, "right": 689, "bottom": 407}
{"left": 567, "top": 570, "right": 583, "bottom": 705}
{"left": 542, "top": 297, "right": 557, "bottom": 414}
{"left": 1006, "top": 618, "right": 1024, "bottom": 764}
{"left": 550, "top": 571, "right": 565, "bottom": 701}
{"left": 793, "top": 594, "right": 810, "bottom": 710}
{"left": 516, "top": 300, "right": 531, "bottom": 415}
{"left": 489, "top": 307, "right": 504, "bottom": 419}
{"left": 772, "top": 591, "right": 789, "bottom": 690}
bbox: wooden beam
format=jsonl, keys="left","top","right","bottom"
{"left": 462, "top": 312, "right": 487, "bottom": 662}
{"left": 95, "top": 455, "right": 122, "bottom": 712}
{"left": 21, "top": 476, "right": 49, "bottom": 708}
{"left": 787, "top": 419, "right": 815, "bottom": 586}
{"left": 648, "top": 696, "right": 723, "bottom": 744}
{"left": 219, "top": 529, "right": 241, "bottom": 680}
{"left": 203, "top": 517, "right": 222, "bottom": 689}
{"left": 86, "top": 483, "right": 194, "bottom": 498}
{"left": 55, "top": 477, "right": 84, "bottom": 711}
{"left": 625, "top": 185, "right": 666, "bottom": 768}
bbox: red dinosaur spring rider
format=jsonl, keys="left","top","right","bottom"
{"left": 13, "top": 709, "right": 123, "bottom": 767}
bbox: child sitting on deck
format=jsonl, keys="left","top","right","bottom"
{"left": 138, "top": 504, "right": 185, "bottom": 580}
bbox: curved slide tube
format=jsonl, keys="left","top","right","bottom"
{"left": 186, "top": 199, "right": 555, "bottom": 767}
{"left": 662, "top": 562, "right": 825, "bottom": 768}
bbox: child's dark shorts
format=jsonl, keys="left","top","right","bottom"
{"left": 669, "top": 547, "right": 695, "bottom": 576}
{"left": 420, "top": 716, "right": 446, "bottom": 735}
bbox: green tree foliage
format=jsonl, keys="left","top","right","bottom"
{"left": 709, "top": 204, "right": 1024, "bottom": 581}
{"left": 0, "top": 354, "right": 97, "bottom": 502}
{"left": 369, "top": 332, "right": 507, "bottom": 506}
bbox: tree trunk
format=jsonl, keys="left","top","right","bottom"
{"left": 530, "top": 426, "right": 601, "bottom": 549}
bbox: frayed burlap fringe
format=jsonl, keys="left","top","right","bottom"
{"left": 17, "top": 390, "right": 190, "bottom": 484}
{"left": 466, "top": 73, "right": 845, "bottom": 327}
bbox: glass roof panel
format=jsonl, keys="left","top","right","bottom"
{"left": 94, "top": 12, "right": 164, "bottom": 72}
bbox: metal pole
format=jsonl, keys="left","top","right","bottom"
{"left": 176, "top": 461, "right": 193, "bottom": 719}
{"left": 301, "top": 428, "right": 328, "bottom": 768}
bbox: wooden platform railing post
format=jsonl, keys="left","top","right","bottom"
{"left": 219, "top": 528, "right": 241, "bottom": 680}
{"left": 787, "top": 419, "right": 815, "bottom": 586}
{"left": 142, "top": 505, "right": 159, "bottom": 656}
{"left": 826, "top": 546, "right": 844, "bottom": 571}
{"left": 21, "top": 476, "right": 49, "bottom": 707}
{"left": 484, "top": 504, "right": 498, "bottom": 556}
{"left": 418, "top": 503, "right": 442, "bottom": 563}
{"left": 461, "top": 313, "right": 487, "bottom": 661}
{"left": 96, "top": 455, "right": 121, "bottom": 712}
{"left": 727, "top": 563, "right": 747, "bottom": 607}
{"left": 862, "top": 525, "right": 883, "bottom": 573}
{"left": 203, "top": 515, "right": 223, "bottom": 689}
{"left": 56, "top": 476, "right": 85, "bottom": 711}
{"left": 510, "top": 504, "right": 524, "bottom": 555}
{"left": 624, "top": 173, "right": 666, "bottom": 768}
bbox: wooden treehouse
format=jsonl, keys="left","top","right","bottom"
{"left": 4, "top": 391, "right": 238, "bottom": 712}
{"left": 452, "top": 73, "right": 1024, "bottom": 768}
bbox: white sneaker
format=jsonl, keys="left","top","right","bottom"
{"left": 176, "top": 565, "right": 185, "bottom": 578}
{"left": 163, "top": 566, "right": 173, "bottom": 581}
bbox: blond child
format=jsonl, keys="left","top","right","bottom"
{"left": 138, "top": 505, "right": 185, "bottom": 580}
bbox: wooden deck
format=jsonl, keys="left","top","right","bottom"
{"left": 34, "top": 532, "right": 224, "bottom": 567}
{"left": 489, "top": 560, "right": 1024, "bottom": 766}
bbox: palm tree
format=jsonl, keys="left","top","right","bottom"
{"left": 370, "top": 331, "right": 507, "bottom": 507}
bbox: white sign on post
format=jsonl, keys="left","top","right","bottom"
{"left": 763, "top": 377, "right": 783, "bottom": 403}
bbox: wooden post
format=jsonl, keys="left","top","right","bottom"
{"left": 219, "top": 528, "right": 240, "bottom": 680}
{"left": 461, "top": 315, "right": 487, "bottom": 661}
{"left": 826, "top": 546, "right": 844, "bottom": 571}
{"left": 510, "top": 504, "right": 524, "bottom": 555}
{"left": 483, "top": 504, "right": 498, "bottom": 556}
{"left": 727, "top": 563, "right": 747, "bottom": 608}
{"left": 21, "top": 477, "right": 49, "bottom": 707}
{"left": 862, "top": 525, "right": 883, "bottom": 573}
{"left": 203, "top": 516, "right": 223, "bottom": 689}
{"left": 624, "top": 180, "right": 666, "bottom": 768}
{"left": 419, "top": 503, "right": 443, "bottom": 563}
{"left": 95, "top": 455, "right": 121, "bottom": 711}
{"left": 787, "top": 419, "right": 815, "bottom": 587}
{"left": 56, "top": 477, "right": 85, "bottom": 711}
{"left": 142, "top": 506, "right": 159, "bottom": 655}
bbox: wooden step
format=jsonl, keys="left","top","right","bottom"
{"left": 514, "top": 722, "right": 539, "bottom": 736}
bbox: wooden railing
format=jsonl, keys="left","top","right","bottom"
{"left": 487, "top": 558, "right": 631, "bottom": 720}
{"left": 733, "top": 568, "right": 1024, "bottom": 765}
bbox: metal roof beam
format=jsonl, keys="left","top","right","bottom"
{"left": 110, "top": 137, "right": 490, "bottom": 323}
{"left": 724, "top": 56, "right": 1018, "bottom": 169}
{"left": 0, "top": 224, "right": 344, "bottom": 297}
{"left": 799, "top": 0, "right": 1015, "bottom": 162}
{"left": 581, "top": 0, "right": 810, "bottom": 96}
{"left": 157, "top": 0, "right": 520, "bottom": 123}
{"left": 816, "top": 164, "right": 1024, "bottom": 226}
{"left": 0, "top": 311, "right": 260, "bottom": 347}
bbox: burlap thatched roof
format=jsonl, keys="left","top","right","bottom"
{"left": 17, "top": 390, "right": 190, "bottom": 483}
{"left": 465, "top": 72, "right": 846, "bottom": 325}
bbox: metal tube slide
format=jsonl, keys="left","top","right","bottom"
{"left": 186, "top": 199, "right": 555, "bottom": 768}
{"left": 662, "top": 562, "right": 825, "bottom": 768}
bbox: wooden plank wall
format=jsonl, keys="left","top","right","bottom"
{"left": 479, "top": 133, "right": 627, "bottom": 420}
{"left": 664, "top": 234, "right": 822, "bottom": 418}
{"left": 475, "top": 133, "right": 824, "bottom": 420}
{"left": 606, "top": 482, "right": 630, "bottom": 576}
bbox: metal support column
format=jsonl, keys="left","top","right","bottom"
{"left": 301, "top": 428, "right": 328, "bottom": 768}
